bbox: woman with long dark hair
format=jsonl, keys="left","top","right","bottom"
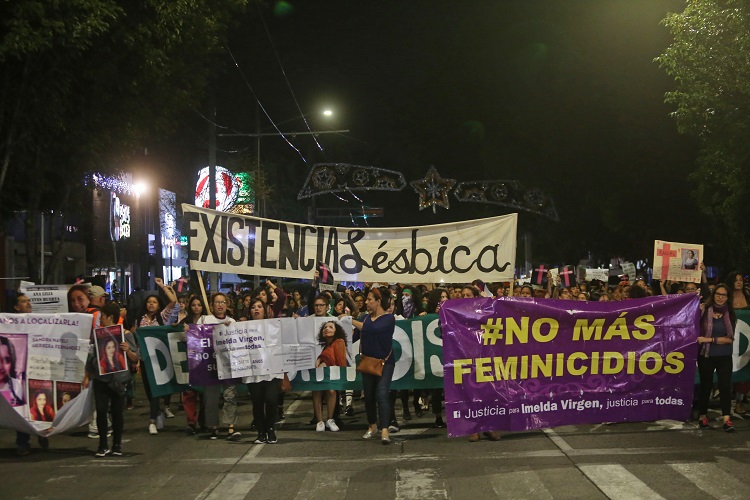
{"left": 179, "top": 296, "right": 207, "bottom": 435}
{"left": 352, "top": 287, "right": 396, "bottom": 444}
{"left": 134, "top": 278, "right": 178, "bottom": 435}
{"left": 245, "top": 299, "right": 283, "bottom": 444}
{"left": 696, "top": 284, "right": 736, "bottom": 432}
{"left": 313, "top": 321, "right": 348, "bottom": 432}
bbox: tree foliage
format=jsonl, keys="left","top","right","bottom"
{"left": 657, "top": 0, "right": 750, "bottom": 267}
{"left": 0, "top": 0, "right": 246, "bottom": 281}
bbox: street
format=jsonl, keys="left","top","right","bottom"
{"left": 2, "top": 391, "right": 748, "bottom": 500}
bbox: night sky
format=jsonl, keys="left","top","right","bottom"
{"left": 153, "top": 0, "right": 705, "bottom": 268}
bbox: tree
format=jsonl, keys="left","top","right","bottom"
{"left": 656, "top": 0, "right": 750, "bottom": 268}
{"left": 0, "top": 0, "right": 247, "bottom": 282}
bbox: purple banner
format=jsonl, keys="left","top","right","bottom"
{"left": 186, "top": 324, "right": 222, "bottom": 386}
{"left": 440, "top": 294, "right": 700, "bottom": 437}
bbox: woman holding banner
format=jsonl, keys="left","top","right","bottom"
{"left": 179, "top": 297, "right": 208, "bottom": 435}
{"left": 134, "top": 278, "right": 178, "bottom": 435}
{"left": 245, "top": 298, "right": 282, "bottom": 444}
{"left": 353, "top": 287, "right": 396, "bottom": 445}
{"left": 696, "top": 284, "right": 736, "bottom": 432}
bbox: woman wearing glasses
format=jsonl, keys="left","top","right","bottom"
{"left": 696, "top": 284, "right": 736, "bottom": 432}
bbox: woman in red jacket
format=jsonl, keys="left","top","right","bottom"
{"left": 313, "top": 321, "right": 348, "bottom": 432}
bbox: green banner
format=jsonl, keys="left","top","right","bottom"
{"left": 730, "top": 310, "right": 750, "bottom": 382}
{"left": 290, "top": 314, "right": 444, "bottom": 390}
{"left": 135, "top": 326, "right": 190, "bottom": 398}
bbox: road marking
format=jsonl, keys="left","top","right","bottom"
{"left": 391, "top": 428, "right": 428, "bottom": 437}
{"left": 490, "top": 470, "right": 553, "bottom": 499}
{"left": 293, "top": 470, "right": 350, "bottom": 500}
{"left": 45, "top": 476, "right": 76, "bottom": 483}
{"left": 579, "top": 464, "right": 665, "bottom": 500}
{"left": 669, "top": 462, "right": 748, "bottom": 500}
{"left": 543, "top": 428, "right": 573, "bottom": 452}
{"left": 199, "top": 472, "right": 261, "bottom": 500}
{"left": 395, "top": 468, "right": 447, "bottom": 499}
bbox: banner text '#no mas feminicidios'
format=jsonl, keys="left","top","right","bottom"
{"left": 186, "top": 212, "right": 511, "bottom": 275}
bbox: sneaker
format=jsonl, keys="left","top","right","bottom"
{"left": 388, "top": 424, "right": 400, "bottom": 433}
{"left": 434, "top": 417, "right": 446, "bottom": 428}
{"left": 110, "top": 445, "right": 123, "bottom": 456}
{"left": 148, "top": 423, "right": 158, "bottom": 435}
{"left": 95, "top": 447, "right": 110, "bottom": 457}
{"left": 698, "top": 417, "right": 710, "bottom": 430}
{"left": 381, "top": 434, "right": 391, "bottom": 445}
{"left": 210, "top": 429, "right": 219, "bottom": 440}
{"left": 253, "top": 433, "right": 267, "bottom": 444}
{"left": 363, "top": 429, "right": 377, "bottom": 439}
{"left": 316, "top": 421, "right": 325, "bottom": 432}
{"left": 723, "top": 420, "right": 735, "bottom": 432}
{"left": 266, "top": 428, "right": 277, "bottom": 444}
{"left": 185, "top": 425, "right": 196, "bottom": 436}
{"left": 345, "top": 405, "right": 354, "bottom": 417}
{"left": 227, "top": 430, "right": 242, "bottom": 442}
{"left": 38, "top": 437, "right": 49, "bottom": 450}
{"left": 88, "top": 431, "right": 99, "bottom": 439}
{"left": 16, "top": 446, "right": 30, "bottom": 457}
{"left": 325, "top": 419, "right": 340, "bottom": 432}
{"left": 164, "top": 407, "right": 175, "bottom": 418}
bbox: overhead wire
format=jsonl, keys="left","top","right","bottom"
{"left": 255, "top": 0, "right": 324, "bottom": 153}
{"left": 225, "top": 44, "right": 308, "bottom": 163}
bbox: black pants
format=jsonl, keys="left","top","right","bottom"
{"left": 93, "top": 379, "right": 125, "bottom": 449}
{"left": 248, "top": 380, "right": 279, "bottom": 433}
{"left": 697, "top": 355, "right": 733, "bottom": 416}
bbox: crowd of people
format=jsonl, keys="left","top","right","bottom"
{"left": 4, "top": 264, "right": 749, "bottom": 456}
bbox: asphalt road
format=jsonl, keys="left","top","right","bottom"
{"left": 2, "top": 392, "right": 748, "bottom": 500}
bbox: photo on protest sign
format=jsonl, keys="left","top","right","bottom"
{"left": 681, "top": 248, "right": 700, "bottom": 270}
{"left": 28, "top": 379, "right": 55, "bottom": 427}
{"left": 55, "top": 381, "right": 82, "bottom": 411}
{"left": 94, "top": 325, "right": 128, "bottom": 376}
{"left": 653, "top": 240, "right": 704, "bottom": 283}
{"left": 0, "top": 334, "right": 28, "bottom": 408}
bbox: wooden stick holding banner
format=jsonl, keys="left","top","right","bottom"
{"left": 196, "top": 271, "right": 210, "bottom": 311}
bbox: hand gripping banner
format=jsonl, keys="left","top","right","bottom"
{"left": 440, "top": 294, "right": 700, "bottom": 437}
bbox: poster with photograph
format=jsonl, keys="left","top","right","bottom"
{"left": 55, "top": 381, "right": 82, "bottom": 411}
{"left": 94, "top": 325, "right": 128, "bottom": 376}
{"left": 653, "top": 240, "right": 704, "bottom": 284}
{"left": 28, "top": 379, "right": 55, "bottom": 429}
{"left": 0, "top": 334, "right": 28, "bottom": 409}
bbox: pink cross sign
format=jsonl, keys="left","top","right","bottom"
{"left": 534, "top": 265, "right": 547, "bottom": 285}
{"left": 653, "top": 240, "right": 704, "bottom": 284}
{"left": 559, "top": 266, "right": 574, "bottom": 287}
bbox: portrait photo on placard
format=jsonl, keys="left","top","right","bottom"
{"left": 682, "top": 248, "right": 699, "bottom": 270}
{"left": 0, "top": 334, "right": 28, "bottom": 407}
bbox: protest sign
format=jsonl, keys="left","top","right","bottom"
{"left": 55, "top": 381, "right": 82, "bottom": 411}
{"left": 653, "top": 240, "right": 703, "bottom": 283}
{"left": 94, "top": 325, "right": 128, "bottom": 376}
{"left": 621, "top": 262, "right": 636, "bottom": 281}
{"left": 213, "top": 320, "right": 283, "bottom": 379}
{"left": 186, "top": 324, "right": 224, "bottom": 386}
{"left": 585, "top": 268, "right": 609, "bottom": 283}
{"left": 532, "top": 264, "right": 548, "bottom": 286}
{"left": 440, "top": 294, "right": 700, "bottom": 436}
{"left": 0, "top": 312, "right": 92, "bottom": 435}
{"left": 558, "top": 265, "right": 576, "bottom": 287}
{"left": 183, "top": 204, "right": 517, "bottom": 283}
{"left": 19, "top": 282, "right": 70, "bottom": 314}
{"left": 135, "top": 326, "right": 190, "bottom": 398}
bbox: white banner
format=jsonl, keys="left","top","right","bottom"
{"left": 0, "top": 313, "right": 93, "bottom": 435}
{"left": 213, "top": 316, "right": 354, "bottom": 380}
{"left": 183, "top": 204, "right": 517, "bottom": 282}
{"left": 585, "top": 268, "right": 609, "bottom": 282}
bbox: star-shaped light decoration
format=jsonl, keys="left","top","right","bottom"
{"left": 410, "top": 166, "right": 457, "bottom": 213}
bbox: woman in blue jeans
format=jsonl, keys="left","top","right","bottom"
{"left": 353, "top": 287, "right": 396, "bottom": 445}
